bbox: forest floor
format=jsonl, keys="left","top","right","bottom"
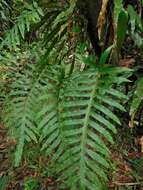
{"left": 0, "top": 122, "right": 143, "bottom": 190}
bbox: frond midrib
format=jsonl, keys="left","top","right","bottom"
{"left": 79, "top": 73, "right": 99, "bottom": 182}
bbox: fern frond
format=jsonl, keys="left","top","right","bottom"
{"left": 4, "top": 63, "right": 60, "bottom": 166}
{"left": 36, "top": 63, "right": 130, "bottom": 189}
{"left": 43, "top": 0, "right": 77, "bottom": 57}
{"left": 0, "top": 2, "right": 43, "bottom": 49}
{"left": 4, "top": 65, "right": 38, "bottom": 166}
{"left": 51, "top": 66, "right": 129, "bottom": 189}
{"left": 35, "top": 65, "right": 63, "bottom": 156}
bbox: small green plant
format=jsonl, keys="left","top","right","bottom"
{"left": 24, "top": 177, "right": 39, "bottom": 190}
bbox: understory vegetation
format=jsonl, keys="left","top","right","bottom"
{"left": 0, "top": 0, "right": 143, "bottom": 190}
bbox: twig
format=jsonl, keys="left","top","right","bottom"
{"left": 112, "top": 181, "right": 143, "bottom": 186}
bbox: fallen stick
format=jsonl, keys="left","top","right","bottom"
{"left": 112, "top": 181, "right": 143, "bottom": 186}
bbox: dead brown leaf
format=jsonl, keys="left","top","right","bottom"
{"left": 119, "top": 58, "right": 135, "bottom": 67}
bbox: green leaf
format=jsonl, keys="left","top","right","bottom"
{"left": 0, "top": 176, "right": 9, "bottom": 190}
{"left": 114, "top": 0, "right": 123, "bottom": 22}
{"left": 98, "top": 45, "right": 113, "bottom": 65}
{"left": 117, "top": 9, "right": 128, "bottom": 50}
{"left": 130, "top": 77, "right": 143, "bottom": 119}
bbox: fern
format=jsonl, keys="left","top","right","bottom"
{"left": 4, "top": 58, "right": 130, "bottom": 188}
{"left": 37, "top": 64, "right": 130, "bottom": 189}
{"left": 3, "top": 57, "right": 63, "bottom": 166}
{"left": 0, "top": 0, "right": 9, "bottom": 21}
{"left": 43, "top": 0, "right": 77, "bottom": 57}
{"left": 4, "top": 65, "right": 38, "bottom": 166}
{"left": 3, "top": 0, "right": 78, "bottom": 167}
{"left": 2, "top": 1, "right": 133, "bottom": 189}
{"left": 0, "top": 2, "right": 43, "bottom": 49}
